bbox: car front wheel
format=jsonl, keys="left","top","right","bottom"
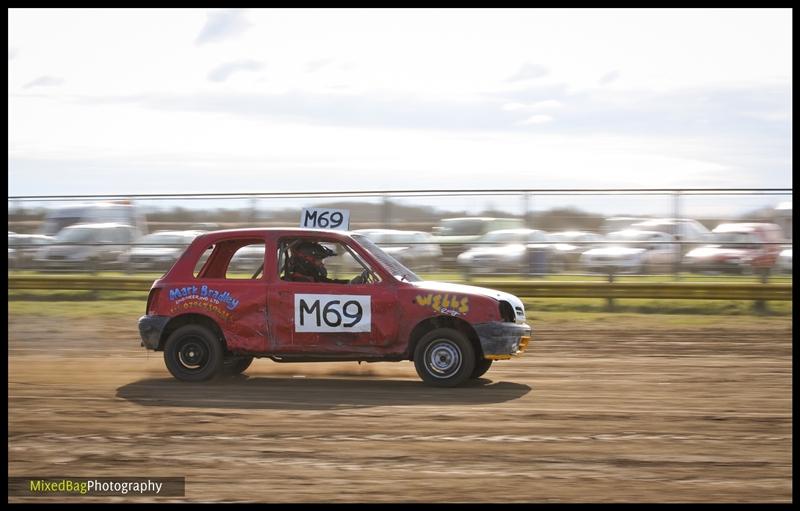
{"left": 414, "top": 328, "right": 476, "bottom": 387}
{"left": 471, "top": 358, "right": 493, "bottom": 379}
{"left": 163, "top": 325, "right": 224, "bottom": 382}
{"left": 223, "top": 355, "right": 254, "bottom": 375}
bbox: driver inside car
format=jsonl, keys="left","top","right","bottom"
{"left": 284, "top": 240, "right": 370, "bottom": 284}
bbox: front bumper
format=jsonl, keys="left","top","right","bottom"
{"left": 683, "top": 259, "right": 744, "bottom": 274}
{"left": 138, "top": 315, "right": 170, "bottom": 350}
{"left": 583, "top": 261, "right": 640, "bottom": 273}
{"left": 474, "top": 321, "right": 532, "bottom": 360}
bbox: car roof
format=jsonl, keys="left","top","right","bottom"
{"left": 484, "top": 228, "right": 541, "bottom": 234}
{"left": 440, "top": 217, "right": 519, "bottom": 222}
{"left": 713, "top": 222, "right": 778, "bottom": 233}
{"left": 633, "top": 218, "right": 702, "bottom": 225}
{"left": 193, "top": 227, "right": 356, "bottom": 240}
{"left": 551, "top": 230, "right": 595, "bottom": 235}
{"left": 608, "top": 229, "right": 669, "bottom": 237}
{"left": 9, "top": 233, "right": 53, "bottom": 239}
{"left": 147, "top": 230, "right": 205, "bottom": 236}
{"left": 354, "top": 228, "right": 428, "bottom": 236}
{"left": 63, "top": 222, "right": 134, "bottom": 229}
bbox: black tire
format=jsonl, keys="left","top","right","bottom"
{"left": 223, "top": 355, "right": 254, "bottom": 375}
{"left": 471, "top": 358, "right": 493, "bottom": 379}
{"left": 413, "top": 328, "right": 476, "bottom": 387}
{"left": 163, "top": 325, "right": 224, "bottom": 382}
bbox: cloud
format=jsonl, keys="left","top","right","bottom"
{"left": 23, "top": 76, "right": 64, "bottom": 89}
{"left": 207, "top": 60, "right": 263, "bottom": 82}
{"left": 195, "top": 9, "right": 252, "bottom": 45}
{"left": 599, "top": 70, "right": 621, "bottom": 85}
{"left": 502, "top": 99, "right": 562, "bottom": 112}
{"left": 518, "top": 114, "right": 553, "bottom": 125}
{"left": 507, "top": 63, "right": 549, "bottom": 82}
{"left": 306, "top": 59, "right": 333, "bottom": 73}
{"left": 70, "top": 81, "right": 789, "bottom": 142}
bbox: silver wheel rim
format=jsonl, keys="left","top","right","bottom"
{"left": 424, "top": 339, "right": 462, "bottom": 379}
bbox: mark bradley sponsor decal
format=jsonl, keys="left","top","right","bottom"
{"left": 167, "top": 285, "right": 240, "bottom": 321}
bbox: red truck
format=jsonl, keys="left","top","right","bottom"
{"left": 138, "top": 228, "right": 532, "bottom": 387}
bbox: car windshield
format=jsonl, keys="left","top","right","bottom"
{"left": 478, "top": 231, "right": 528, "bottom": 244}
{"left": 606, "top": 231, "right": 665, "bottom": 249}
{"left": 55, "top": 227, "right": 97, "bottom": 243}
{"left": 359, "top": 232, "right": 390, "bottom": 244}
{"left": 602, "top": 218, "right": 645, "bottom": 232}
{"left": 385, "top": 233, "right": 417, "bottom": 244}
{"left": 711, "top": 232, "right": 757, "bottom": 244}
{"left": 352, "top": 234, "right": 421, "bottom": 282}
{"left": 136, "top": 233, "right": 189, "bottom": 245}
{"left": 550, "top": 232, "right": 588, "bottom": 242}
{"left": 437, "top": 219, "right": 486, "bottom": 236}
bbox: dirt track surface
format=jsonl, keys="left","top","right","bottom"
{"left": 8, "top": 315, "right": 792, "bottom": 503}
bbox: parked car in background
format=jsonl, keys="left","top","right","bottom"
{"left": 600, "top": 216, "right": 653, "bottom": 234}
{"left": 38, "top": 201, "right": 146, "bottom": 238}
{"left": 120, "top": 230, "right": 205, "bottom": 272}
{"left": 352, "top": 229, "right": 442, "bottom": 272}
{"left": 547, "top": 231, "right": 603, "bottom": 272}
{"left": 682, "top": 223, "right": 785, "bottom": 274}
{"left": 432, "top": 217, "right": 525, "bottom": 269}
{"left": 35, "top": 223, "right": 138, "bottom": 271}
{"left": 629, "top": 218, "right": 711, "bottom": 242}
{"left": 580, "top": 230, "right": 678, "bottom": 274}
{"left": 777, "top": 247, "right": 791, "bottom": 274}
{"left": 628, "top": 218, "right": 711, "bottom": 272}
{"left": 8, "top": 233, "right": 55, "bottom": 269}
{"left": 456, "top": 229, "right": 551, "bottom": 276}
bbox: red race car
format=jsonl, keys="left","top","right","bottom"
{"left": 138, "top": 228, "right": 532, "bottom": 387}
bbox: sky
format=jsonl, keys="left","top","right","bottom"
{"left": 7, "top": 8, "right": 793, "bottom": 216}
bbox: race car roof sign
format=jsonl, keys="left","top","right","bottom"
{"left": 300, "top": 208, "right": 350, "bottom": 231}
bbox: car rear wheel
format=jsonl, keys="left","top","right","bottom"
{"left": 470, "top": 358, "right": 493, "bottom": 379}
{"left": 223, "top": 355, "right": 254, "bottom": 375}
{"left": 163, "top": 325, "right": 224, "bottom": 382}
{"left": 414, "top": 328, "right": 475, "bottom": 387}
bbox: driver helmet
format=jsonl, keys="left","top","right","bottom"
{"left": 288, "top": 240, "right": 336, "bottom": 280}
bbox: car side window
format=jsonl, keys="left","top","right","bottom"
{"left": 115, "top": 227, "right": 132, "bottom": 244}
{"left": 278, "top": 238, "right": 379, "bottom": 284}
{"left": 194, "top": 239, "right": 266, "bottom": 279}
{"left": 193, "top": 244, "right": 216, "bottom": 278}
{"left": 226, "top": 242, "right": 266, "bottom": 280}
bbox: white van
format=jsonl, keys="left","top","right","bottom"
{"left": 39, "top": 201, "right": 146, "bottom": 237}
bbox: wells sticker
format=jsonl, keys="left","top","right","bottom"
{"left": 415, "top": 294, "right": 469, "bottom": 317}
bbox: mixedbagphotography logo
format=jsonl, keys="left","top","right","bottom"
{"left": 8, "top": 477, "right": 185, "bottom": 497}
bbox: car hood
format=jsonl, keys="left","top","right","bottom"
{"left": 686, "top": 246, "right": 746, "bottom": 258}
{"left": 409, "top": 280, "right": 525, "bottom": 311}
{"left": 462, "top": 245, "right": 525, "bottom": 257}
{"left": 431, "top": 235, "right": 481, "bottom": 244}
{"left": 583, "top": 246, "right": 645, "bottom": 257}
{"left": 553, "top": 243, "right": 579, "bottom": 252}
{"left": 380, "top": 246, "right": 409, "bottom": 254}
{"left": 42, "top": 245, "right": 93, "bottom": 258}
{"left": 129, "top": 247, "right": 181, "bottom": 257}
